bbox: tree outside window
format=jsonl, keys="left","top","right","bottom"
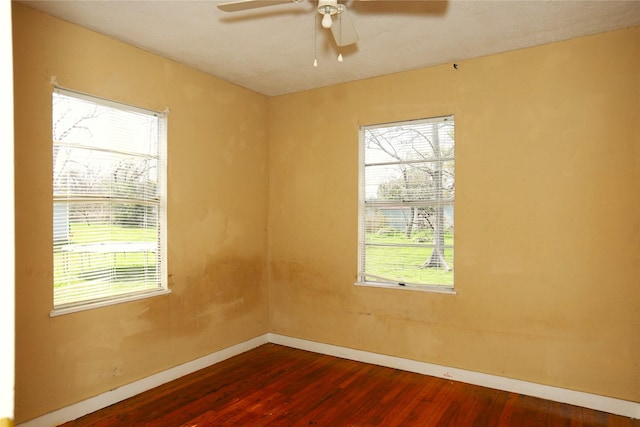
{"left": 359, "top": 116, "right": 454, "bottom": 288}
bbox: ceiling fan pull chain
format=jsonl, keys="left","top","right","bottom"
{"left": 337, "top": 9, "right": 343, "bottom": 62}
{"left": 314, "top": 1, "right": 319, "bottom": 67}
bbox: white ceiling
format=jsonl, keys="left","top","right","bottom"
{"left": 19, "top": 0, "right": 640, "bottom": 96}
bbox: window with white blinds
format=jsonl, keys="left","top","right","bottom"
{"left": 358, "top": 116, "right": 454, "bottom": 290}
{"left": 52, "top": 88, "right": 168, "bottom": 313}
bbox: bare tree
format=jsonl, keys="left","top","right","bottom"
{"left": 366, "top": 122, "right": 454, "bottom": 271}
{"left": 421, "top": 125, "right": 449, "bottom": 270}
{"left": 53, "top": 94, "right": 158, "bottom": 228}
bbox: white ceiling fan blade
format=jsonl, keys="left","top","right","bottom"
{"left": 330, "top": 8, "right": 358, "bottom": 46}
{"left": 218, "top": 0, "right": 294, "bottom": 13}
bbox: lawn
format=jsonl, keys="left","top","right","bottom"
{"left": 54, "top": 223, "right": 160, "bottom": 305}
{"left": 364, "top": 229, "right": 454, "bottom": 287}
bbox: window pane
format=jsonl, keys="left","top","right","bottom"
{"left": 52, "top": 89, "right": 166, "bottom": 310}
{"left": 364, "top": 121, "right": 454, "bottom": 164}
{"left": 54, "top": 147, "right": 158, "bottom": 200}
{"left": 365, "top": 162, "right": 454, "bottom": 204}
{"left": 360, "top": 117, "right": 454, "bottom": 288}
{"left": 53, "top": 92, "right": 158, "bottom": 156}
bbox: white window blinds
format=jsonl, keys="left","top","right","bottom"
{"left": 359, "top": 116, "right": 454, "bottom": 289}
{"left": 52, "top": 88, "right": 167, "bottom": 311}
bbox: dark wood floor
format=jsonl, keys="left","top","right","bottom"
{"left": 60, "top": 343, "right": 639, "bottom": 426}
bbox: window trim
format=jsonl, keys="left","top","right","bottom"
{"left": 50, "top": 87, "right": 170, "bottom": 316}
{"left": 356, "top": 116, "right": 456, "bottom": 294}
{"left": 353, "top": 280, "right": 457, "bottom": 294}
{"left": 50, "top": 288, "right": 172, "bottom": 317}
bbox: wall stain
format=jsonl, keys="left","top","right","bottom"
{"left": 170, "top": 253, "right": 267, "bottom": 336}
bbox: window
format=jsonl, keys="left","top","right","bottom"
{"left": 358, "top": 116, "right": 455, "bottom": 291}
{"left": 52, "top": 88, "right": 168, "bottom": 314}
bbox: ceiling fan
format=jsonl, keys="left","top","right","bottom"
{"left": 217, "top": 0, "right": 360, "bottom": 47}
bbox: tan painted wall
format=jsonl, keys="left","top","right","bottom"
{"left": 13, "top": 4, "right": 269, "bottom": 423}
{"left": 268, "top": 27, "right": 640, "bottom": 402}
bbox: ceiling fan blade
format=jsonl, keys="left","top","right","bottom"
{"left": 218, "top": 0, "right": 294, "bottom": 13}
{"left": 330, "top": 8, "right": 359, "bottom": 46}
{"left": 349, "top": 1, "right": 448, "bottom": 16}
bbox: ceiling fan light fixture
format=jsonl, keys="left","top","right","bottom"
{"left": 318, "top": 0, "right": 343, "bottom": 29}
{"left": 321, "top": 9, "right": 333, "bottom": 29}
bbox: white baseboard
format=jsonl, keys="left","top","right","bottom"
{"left": 18, "top": 335, "right": 269, "bottom": 427}
{"left": 19, "top": 332, "right": 639, "bottom": 426}
{"left": 268, "top": 333, "right": 640, "bottom": 420}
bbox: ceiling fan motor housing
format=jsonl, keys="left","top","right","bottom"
{"left": 317, "top": 0, "right": 345, "bottom": 17}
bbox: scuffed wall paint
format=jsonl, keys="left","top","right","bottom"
{"left": 12, "top": 4, "right": 269, "bottom": 423}
{"left": 267, "top": 27, "right": 640, "bottom": 402}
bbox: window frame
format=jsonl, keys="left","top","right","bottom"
{"left": 50, "top": 87, "right": 169, "bottom": 316}
{"left": 356, "top": 115, "right": 456, "bottom": 294}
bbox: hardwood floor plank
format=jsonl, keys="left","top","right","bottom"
{"left": 440, "top": 382, "right": 502, "bottom": 426}
{"left": 509, "top": 394, "right": 551, "bottom": 427}
{"left": 546, "top": 400, "right": 582, "bottom": 427}
{"left": 59, "top": 344, "right": 640, "bottom": 427}
{"left": 582, "top": 406, "right": 614, "bottom": 426}
{"left": 358, "top": 370, "right": 434, "bottom": 426}
{"left": 296, "top": 365, "right": 401, "bottom": 426}
{"left": 472, "top": 387, "right": 510, "bottom": 427}
{"left": 383, "top": 374, "right": 456, "bottom": 426}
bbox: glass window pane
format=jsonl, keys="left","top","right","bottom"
{"left": 360, "top": 116, "right": 454, "bottom": 288}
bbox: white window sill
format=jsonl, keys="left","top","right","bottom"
{"left": 354, "top": 281, "right": 457, "bottom": 295}
{"left": 50, "top": 288, "right": 172, "bottom": 317}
